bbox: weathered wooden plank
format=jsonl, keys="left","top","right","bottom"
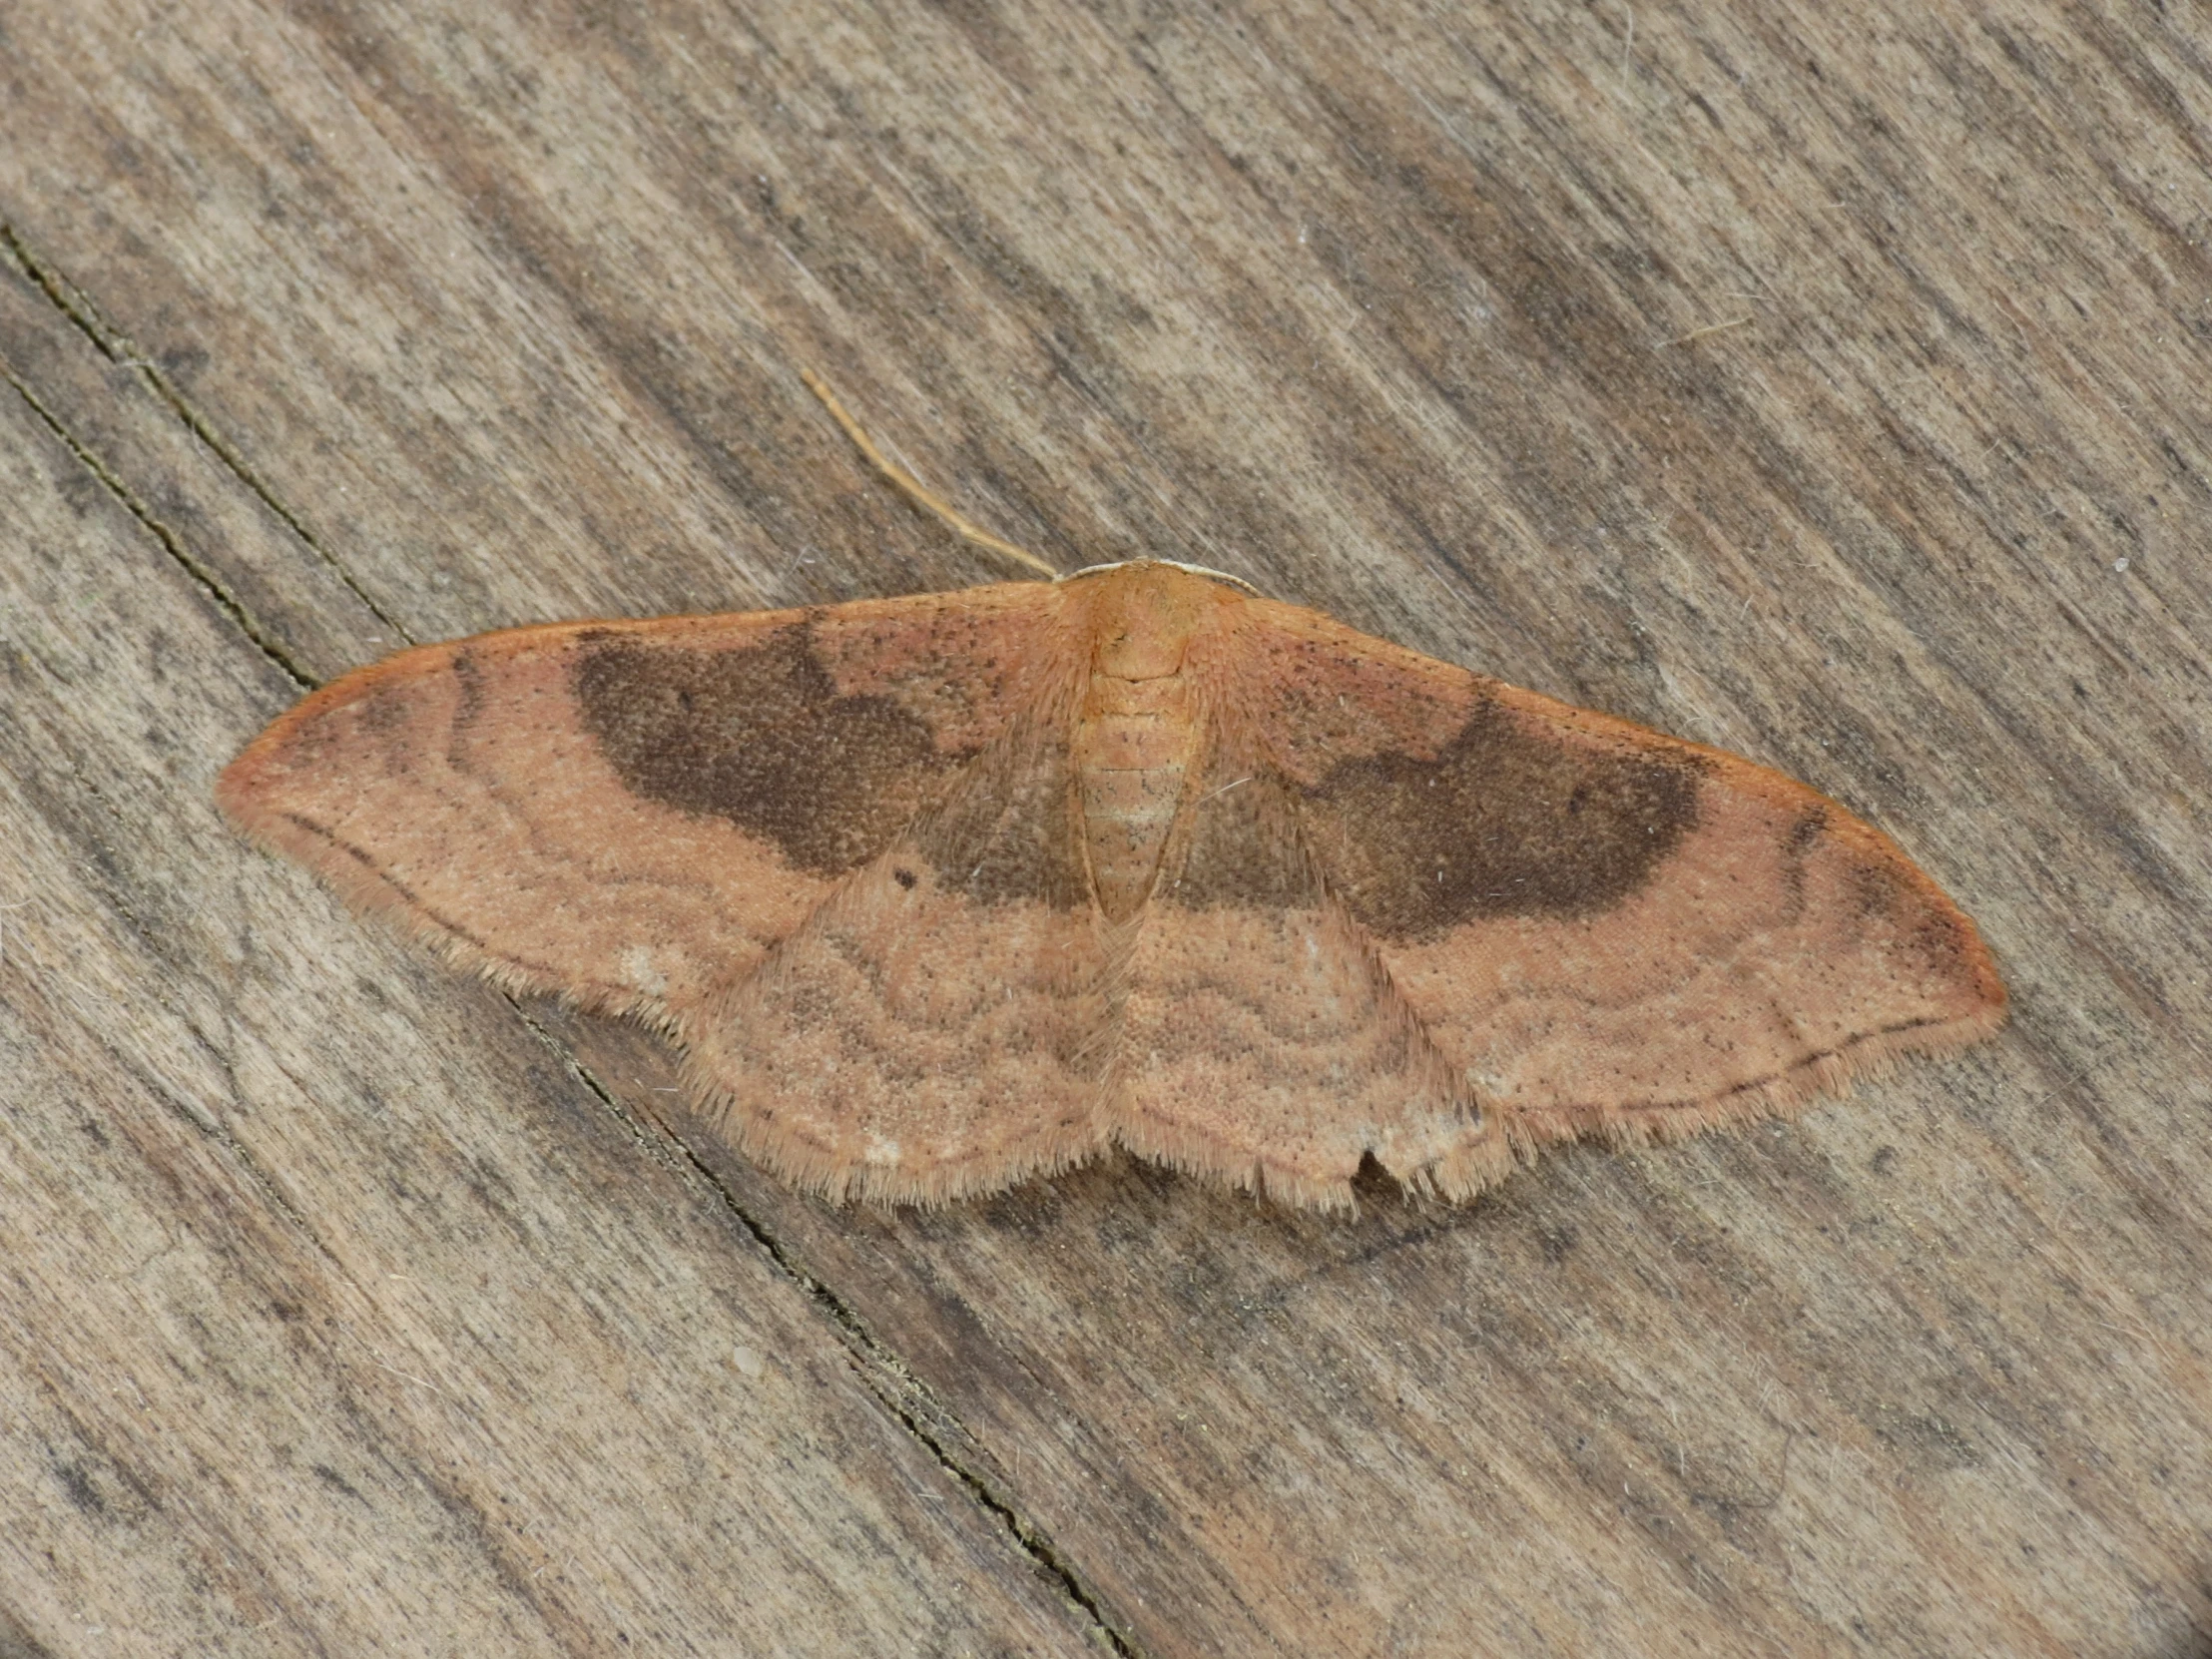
{"left": 1, "top": 0, "right": 2207, "bottom": 1654}
{"left": 0, "top": 291, "right": 1101, "bottom": 1656}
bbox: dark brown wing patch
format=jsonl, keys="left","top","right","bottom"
{"left": 1296, "top": 695, "right": 1706, "bottom": 941}
{"left": 574, "top": 623, "right": 968, "bottom": 876}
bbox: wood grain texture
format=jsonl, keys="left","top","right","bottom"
{"left": 1, "top": 0, "right": 2206, "bottom": 1654}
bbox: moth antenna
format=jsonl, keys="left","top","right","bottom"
{"left": 801, "top": 368, "right": 1061, "bottom": 580}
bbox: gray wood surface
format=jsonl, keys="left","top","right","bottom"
{"left": 1, "top": 1, "right": 2207, "bottom": 1654}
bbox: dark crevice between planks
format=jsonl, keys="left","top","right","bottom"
{"left": 507, "top": 999, "right": 1145, "bottom": 1658}
{"left": 0, "top": 353, "right": 318, "bottom": 693}
{"left": 0, "top": 219, "right": 409, "bottom": 663}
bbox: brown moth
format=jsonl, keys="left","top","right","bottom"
{"left": 220, "top": 550, "right": 2004, "bottom": 1210}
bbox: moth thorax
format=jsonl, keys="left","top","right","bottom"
{"left": 1076, "top": 671, "right": 1199, "bottom": 922}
